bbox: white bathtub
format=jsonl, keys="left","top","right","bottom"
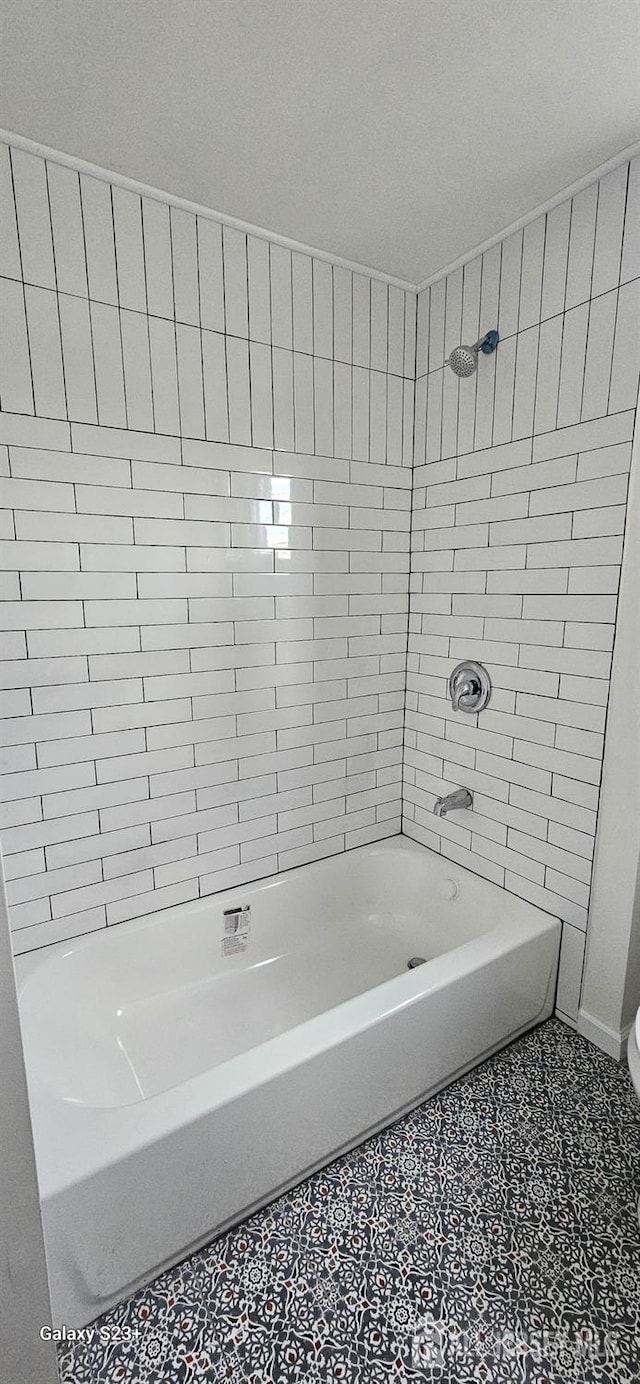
{"left": 17, "top": 836, "right": 560, "bottom": 1327}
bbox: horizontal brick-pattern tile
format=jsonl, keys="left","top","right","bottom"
{"left": 0, "top": 137, "right": 413, "bottom": 953}
{"left": 405, "top": 153, "right": 639, "bottom": 1023}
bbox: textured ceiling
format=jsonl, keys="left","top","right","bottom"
{"left": 1, "top": 0, "right": 639, "bottom": 282}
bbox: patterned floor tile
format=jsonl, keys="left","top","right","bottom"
{"left": 57, "top": 1020, "right": 640, "bottom": 1384}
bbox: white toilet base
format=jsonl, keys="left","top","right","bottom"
{"left": 628, "top": 1018, "right": 640, "bottom": 1098}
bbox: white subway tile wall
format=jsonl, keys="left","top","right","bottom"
{"left": 404, "top": 155, "right": 640, "bottom": 1025}
{"left": 0, "top": 140, "right": 415, "bottom": 954}
{"left": 1, "top": 138, "right": 639, "bottom": 1037}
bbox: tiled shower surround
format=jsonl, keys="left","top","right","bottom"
{"left": 0, "top": 140, "right": 414, "bottom": 954}
{"left": 0, "top": 137, "right": 639, "bottom": 1027}
{"left": 403, "top": 155, "right": 640, "bottom": 1022}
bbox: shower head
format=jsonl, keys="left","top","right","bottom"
{"left": 446, "top": 329, "right": 499, "bottom": 378}
{"left": 448, "top": 344, "right": 479, "bottom": 378}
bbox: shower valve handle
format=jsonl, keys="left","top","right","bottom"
{"left": 448, "top": 661, "right": 492, "bottom": 715}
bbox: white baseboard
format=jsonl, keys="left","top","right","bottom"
{"left": 577, "top": 1009, "right": 632, "bottom": 1062}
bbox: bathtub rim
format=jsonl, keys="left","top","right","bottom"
{"left": 16, "top": 832, "right": 551, "bottom": 996}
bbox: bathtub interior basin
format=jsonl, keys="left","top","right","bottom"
{"left": 19, "top": 842, "right": 483, "bottom": 1109}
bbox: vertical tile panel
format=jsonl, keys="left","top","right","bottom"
{"left": 46, "top": 163, "right": 88, "bottom": 297}
{"left": 369, "top": 370, "right": 387, "bottom": 463}
{"left": 473, "top": 348, "right": 496, "bottom": 451}
{"left": 112, "top": 187, "right": 147, "bottom": 313}
{"left": 479, "top": 242, "right": 501, "bottom": 336}
{"left": 292, "top": 252, "right": 313, "bottom": 355}
{"left": 90, "top": 301, "right": 127, "bottom": 428}
{"left": 143, "top": 198, "right": 173, "bottom": 320}
{"left": 609, "top": 277, "right": 640, "bottom": 413}
{"left": 176, "top": 323, "right": 205, "bottom": 438}
{"left": 443, "top": 268, "right": 463, "bottom": 359}
{"left": 202, "top": 328, "right": 228, "bottom": 442}
{"left": 498, "top": 230, "right": 523, "bottom": 338}
{"left": 456, "top": 364, "right": 476, "bottom": 457}
{"left": 440, "top": 368, "right": 459, "bottom": 459}
{"left": 415, "top": 287, "right": 429, "bottom": 378}
{"left": 0, "top": 278, "right": 33, "bottom": 413}
{"left": 581, "top": 289, "right": 618, "bottom": 421}
{"left": 11, "top": 149, "right": 56, "bottom": 289}
{"left": 533, "top": 313, "right": 563, "bottom": 434}
{"left": 121, "top": 309, "right": 154, "bottom": 432}
{"left": 557, "top": 302, "right": 589, "bottom": 427}
{"left": 171, "top": 209, "right": 199, "bottom": 327}
{"left": 247, "top": 236, "right": 271, "bottom": 345}
{"left": 518, "top": 216, "right": 545, "bottom": 330}
{"left": 461, "top": 257, "right": 481, "bottom": 347}
{"left": 58, "top": 293, "right": 97, "bottom": 423}
{"left": 620, "top": 157, "right": 640, "bottom": 284}
{"left": 352, "top": 273, "right": 371, "bottom": 368}
{"left": 293, "top": 350, "right": 314, "bottom": 454}
{"left": 387, "top": 286, "right": 405, "bottom": 376}
{"left": 333, "top": 361, "right": 352, "bottom": 460}
{"left": 370, "top": 280, "right": 388, "bottom": 372}
{"left": 223, "top": 227, "right": 249, "bottom": 338}
{"left": 459, "top": 259, "right": 481, "bottom": 461}
{"left": 492, "top": 334, "right": 516, "bottom": 444}
{"left": 333, "top": 266, "right": 352, "bottom": 365}
{"left": 272, "top": 346, "right": 294, "bottom": 452}
{"left": 565, "top": 183, "right": 597, "bottom": 309}
{"left": 314, "top": 356, "right": 333, "bottom": 456}
{"left": 402, "top": 377, "right": 415, "bottom": 468}
{"left": 197, "top": 218, "right": 225, "bottom": 334}
{"left": 225, "top": 335, "right": 252, "bottom": 445}
{"left": 428, "top": 277, "right": 446, "bottom": 370}
{"left": 269, "top": 244, "right": 293, "bottom": 350}
{"left": 24, "top": 285, "right": 66, "bottom": 419}
{"left": 512, "top": 324, "right": 539, "bottom": 439}
{"left": 413, "top": 376, "right": 427, "bottom": 468}
{"left": 403, "top": 292, "right": 417, "bottom": 379}
{"left": 591, "top": 164, "right": 628, "bottom": 298}
{"left": 150, "top": 316, "right": 181, "bottom": 436}
{"left": 541, "top": 201, "right": 570, "bottom": 320}
{"left": 425, "top": 369, "right": 443, "bottom": 462}
{"left": 0, "top": 143, "right": 21, "bottom": 279}
{"left": 352, "top": 365, "right": 370, "bottom": 461}
{"left": 386, "top": 373, "right": 403, "bottom": 465}
{"left": 80, "top": 174, "right": 118, "bottom": 306}
{"left": 249, "top": 340, "right": 274, "bottom": 447}
{"left": 312, "top": 259, "right": 333, "bottom": 359}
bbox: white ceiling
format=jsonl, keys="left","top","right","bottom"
{"left": 1, "top": 0, "right": 639, "bottom": 283}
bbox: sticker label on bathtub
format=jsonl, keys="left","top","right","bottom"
{"left": 222, "top": 904, "right": 251, "bottom": 956}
